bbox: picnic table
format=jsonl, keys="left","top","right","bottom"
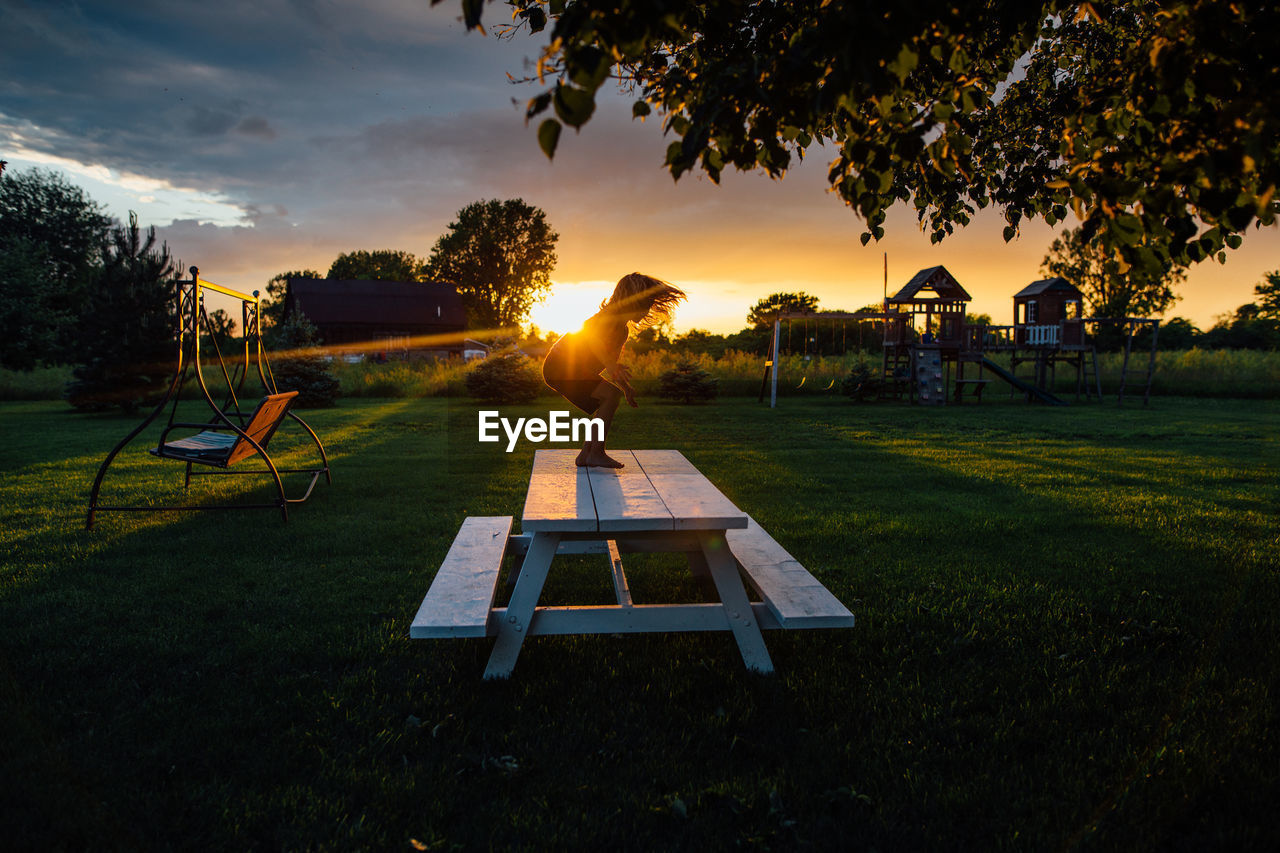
{"left": 411, "top": 449, "right": 854, "bottom": 678}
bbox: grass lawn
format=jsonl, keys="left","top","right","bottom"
{"left": 2, "top": 394, "right": 1277, "bottom": 851}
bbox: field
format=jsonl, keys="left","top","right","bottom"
{"left": 2, "top": 395, "right": 1278, "bottom": 851}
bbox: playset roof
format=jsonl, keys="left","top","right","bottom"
{"left": 1013, "top": 277, "right": 1083, "bottom": 299}
{"left": 889, "top": 265, "right": 971, "bottom": 303}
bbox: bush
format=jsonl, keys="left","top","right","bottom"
{"left": 464, "top": 353, "right": 543, "bottom": 404}
{"left": 658, "top": 360, "right": 718, "bottom": 404}
{"left": 271, "top": 312, "right": 339, "bottom": 408}
{"left": 841, "top": 359, "right": 882, "bottom": 402}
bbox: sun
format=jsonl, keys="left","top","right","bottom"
{"left": 528, "top": 280, "right": 611, "bottom": 335}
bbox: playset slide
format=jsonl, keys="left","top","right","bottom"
{"left": 978, "top": 357, "right": 1068, "bottom": 406}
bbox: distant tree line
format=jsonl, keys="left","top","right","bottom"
{"left": 264, "top": 198, "right": 558, "bottom": 335}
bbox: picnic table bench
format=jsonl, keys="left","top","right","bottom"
{"left": 411, "top": 449, "right": 854, "bottom": 678}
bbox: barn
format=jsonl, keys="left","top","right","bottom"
{"left": 284, "top": 278, "right": 485, "bottom": 360}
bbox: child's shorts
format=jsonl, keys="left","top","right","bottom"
{"left": 543, "top": 374, "right": 609, "bottom": 416}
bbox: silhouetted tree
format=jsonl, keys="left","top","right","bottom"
{"left": 1042, "top": 226, "right": 1185, "bottom": 320}
{"left": 205, "top": 309, "right": 237, "bottom": 351}
{"left": 0, "top": 167, "right": 110, "bottom": 368}
{"left": 746, "top": 293, "right": 819, "bottom": 328}
{"left": 327, "top": 249, "right": 424, "bottom": 282}
{"left": 425, "top": 199, "right": 558, "bottom": 331}
{"left": 262, "top": 268, "right": 321, "bottom": 331}
{"left": 1254, "top": 271, "right": 1280, "bottom": 321}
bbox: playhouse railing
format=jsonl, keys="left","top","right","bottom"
{"left": 962, "top": 324, "right": 1015, "bottom": 352}
{"left": 1024, "top": 324, "right": 1061, "bottom": 346}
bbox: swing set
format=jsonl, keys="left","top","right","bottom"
{"left": 86, "top": 266, "right": 331, "bottom": 529}
{"left": 758, "top": 310, "right": 896, "bottom": 405}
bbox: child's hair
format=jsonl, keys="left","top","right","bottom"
{"left": 601, "top": 273, "right": 686, "bottom": 328}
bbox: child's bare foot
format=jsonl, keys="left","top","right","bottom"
{"left": 575, "top": 450, "right": 624, "bottom": 468}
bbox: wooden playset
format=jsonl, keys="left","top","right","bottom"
{"left": 762, "top": 265, "right": 1160, "bottom": 407}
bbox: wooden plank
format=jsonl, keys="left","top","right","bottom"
{"left": 489, "top": 602, "right": 782, "bottom": 635}
{"left": 632, "top": 450, "right": 747, "bottom": 530}
{"left": 506, "top": 532, "right": 705, "bottom": 558}
{"left": 607, "top": 539, "right": 633, "bottom": 607}
{"left": 410, "top": 516, "right": 513, "bottom": 638}
{"left": 588, "top": 451, "right": 675, "bottom": 532}
{"left": 726, "top": 516, "right": 856, "bottom": 629}
{"left": 628, "top": 448, "right": 700, "bottom": 475}
{"left": 522, "top": 449, "right": 596, "bottom": 532}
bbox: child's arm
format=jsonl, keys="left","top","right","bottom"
{"left": 583, "top": 324, "right": 630, "bottom": 384}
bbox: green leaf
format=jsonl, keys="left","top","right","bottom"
{"left": 461, "top": 0, "right": 483, "bottom": 30}
{"left": 553, "top": 84, "right": 596, "bottom": 129}
{"left": 632, "top": 100, "right": 651, "bottom": 119}
{"left": 523, "top": 7, "right": 547, "bottom": 33}
{"left": 537, "top": 119, "right": 561, "bottom": 159}
{"left": 889, "top": 46, "right": 917, "bottom": 83}
{"left": 1109, "top": 213, "right": 1144, "bottom": 245}
{"left": 526, "top": 92, "right": 551, "bottom": 120}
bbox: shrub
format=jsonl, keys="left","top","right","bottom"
{"left": 271, "top": 312, "right": 339, "bottom": 408}
{"left": 464, "top": 353, "right": 543, "bottom": 404}
{"left": 658, "top": 360, "right": 718, "bottom": 404}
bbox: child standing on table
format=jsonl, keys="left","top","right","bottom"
{"left": 542, "top": 273, "right": 686, "bottom": 468}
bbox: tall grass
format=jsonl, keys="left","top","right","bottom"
{"left": 0, "top": 365, "right": 72, "bottom": 400}
{"left": 6, "top": 347, "right": 1279, "bottom": 403}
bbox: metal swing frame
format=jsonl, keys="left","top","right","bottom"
{"left": 86, "top": 266, "right": 331, "bottom": 529}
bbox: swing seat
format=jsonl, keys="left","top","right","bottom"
{"left": 152, "top": 391, "right": 297, "bottom": 467}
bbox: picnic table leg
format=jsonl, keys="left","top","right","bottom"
{"left": 484, "top": 531, "right": 560, "bottom": 680}
{"left": 685, "top": 550, "right": 719, "bottom": 601}
{"left": 697, "top": 531, "right": 775, "bottom": 675}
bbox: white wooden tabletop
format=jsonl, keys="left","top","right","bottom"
{"left": 522, "top": 449, "right": 749, "bottom": 533}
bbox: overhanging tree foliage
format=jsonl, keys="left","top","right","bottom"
{"left": 443, "top": 0, "right": 1278, "bottom": 279}
{"left": 425, "top": 198, "right": 558, "bottom": 330}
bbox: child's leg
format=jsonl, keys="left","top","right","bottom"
{"left": 576, "top": 382, "right": 624, "bottom": 467}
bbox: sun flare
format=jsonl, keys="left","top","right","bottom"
{"left": 528, "top": 280, "right": 613, "bottom": 335}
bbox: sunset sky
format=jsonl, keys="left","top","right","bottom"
{"left": 4, "top": 0, "right": 1277, "bottom": 337}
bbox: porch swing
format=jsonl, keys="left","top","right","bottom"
{"left": 86, "top": 266, "right": 331, "bottom": 529}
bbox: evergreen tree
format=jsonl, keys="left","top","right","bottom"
{"left": 65, "top": 213, "right": 177, "bottom": 412}
{"left": 658, "top": 360, "right": 718, "bottom": 404}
